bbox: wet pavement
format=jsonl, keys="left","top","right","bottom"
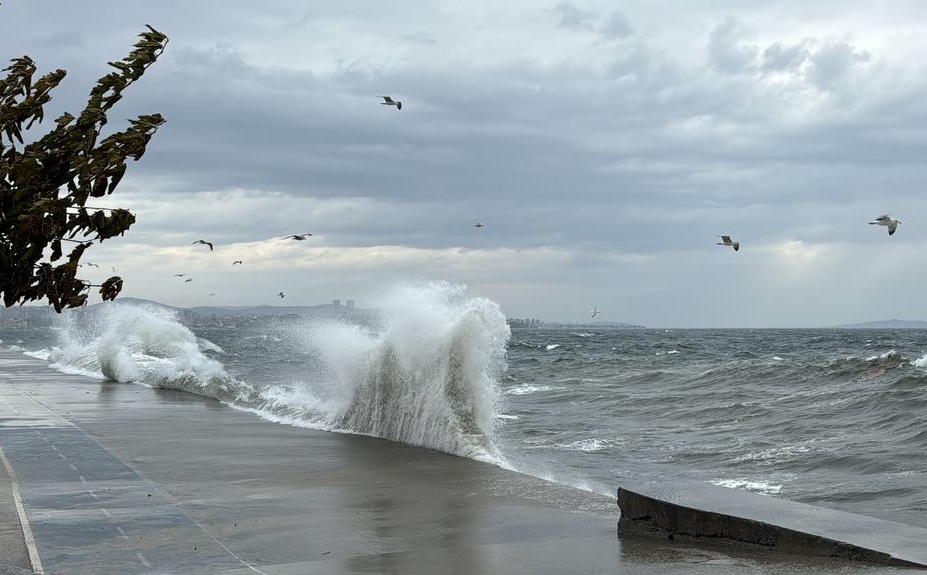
{"left": 0, "top": 351, "right": 924, "bottom": 575}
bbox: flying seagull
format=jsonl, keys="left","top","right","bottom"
{"left": 717, "top": 235, "right": 740, "bottom": 251}
{"left": 278, "top": 291, "right": 286, "bottom": 299}
{"left": 473, "top": 222, "right": 485, "bottom": 228}
{"left": 173, "top": 273, "right": 186, "bottom": 277}
{"left": 589, "top": 306, "right": 601, "bottom": 318}
{"left": 191, "top": 240, "right": 213, "bottom": 251}
{"left": 282, "top": 234, "right": 313, "bottom": 240}
{"left": 83, "top": 262, "right": 99, "bottom": 268}
{"left": 232, "top": 260, "right": 243, "bottom": 265}
{"left": 184, "top": 278, "right": 193, "bottom": 283}
{"left": 869, "top": 214, "right": 901, "bottom": 236}
{"left": 380, "top": 96, "right": 402, "bottom": 110}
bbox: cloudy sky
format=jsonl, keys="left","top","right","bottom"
{"left": 3, "top": 1, "right": 927, "bottom": 327}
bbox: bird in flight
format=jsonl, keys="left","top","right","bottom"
{"left": 380, "top": 96, "right": 402, "bottom": 110}
{"left": 184, "top": 278, "right": 193, "bottom": 283}
{"left": 717, "top": 235, "right": 740, "bottom": 251}
{"left": 278, "top": 291, "right": 286, "bottom": 299}
{"left": 869, "top": 214, "right": 901, "bottom": 236}
{"left": 83, "top": 262, "right": 99, "bottom": 268}
{"left": 473, "top": 222, "right": 485, "bottom": 228}
{"left": 232, "top": 260, "right": 243, "bottom": 265}
{"left": 282, "top": 234, "right": 313, "bottom": 241}
{"left": 208, "top": 293, "right": 216, "bottom": 296}
{"left": 191, "top": 240, "right": 213, "bottom": 251}
{"left": 589, "top": 307, "right": 601, "bottom": 318}
{"left": 173, "top": 273, "right": 186, "bottom": 277}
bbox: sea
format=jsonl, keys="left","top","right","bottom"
{"left": 2, "top": 282, "right": 926, "bottom": 529}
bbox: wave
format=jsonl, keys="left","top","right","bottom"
{"left": 27, "top": 282, "right": 511, "bottom": 465}
{"left": 311, "top": 282, "right": 510, "bottom": 461}
{"left": 711, "top": 478, "right": 782, "bottom": 496}
{"left": 43, "top": 302, "right": 251, "bottom": 400}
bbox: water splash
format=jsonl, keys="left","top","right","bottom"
{"left": 46, "top": 302, "right": 249, "bottom": 400}
{"left": 302, "top": 282, "right": 511, "bottom": 461}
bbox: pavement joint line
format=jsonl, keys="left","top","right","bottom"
{"left": 3, "top": 388, "right": 275, "bottom": 575}
{"left": 2, "top": 397, "right": 264, "bottom": 573}
{"left": 0, "top": 439, "right": 45, "bottom": 575}
{"left": 173, "top": 501, "right": 272, "bottom": 575}
{"left": 8, "top": 388, "right": 76, "bottom": 429}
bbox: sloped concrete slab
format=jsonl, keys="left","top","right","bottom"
{"left": 618, "top": 482, "right": 927, "bottom": 567}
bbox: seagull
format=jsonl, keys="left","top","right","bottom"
{"left": 232, "top": 260, "right": 243, "bottom": 265}
{"left": 717, "top": 235, "right": 740, "bottom": 251}
{"left": 208, "top": 293, "right": 216, "bottom": 296}
{"left": 173, "top": 273, "right": 186, "bottom": 277}
{"left": 277, "top": 291, "right": 286, "bottom": 299}
{"left": 282, "top": 234, "right": 313, "bottom": 241}
{"left": 589, "top": 306, "right": 601, "bottom": 318}
{"left": 869, "top": 214, "right": 901, "bottom": 236}
{"left": 191, "top": 240, "right": 213, "bottom": 251}
{"left": 473, "top": 222, "right": 485, "bottom": 228}
{"left": 380, "top": 96, "right": 402, "bottom": 110}
{"left": 184, "top": 278, "right": 193, "bottom": 283}
{"left": 83, "top": 262, "right": 99, "bottom": 268}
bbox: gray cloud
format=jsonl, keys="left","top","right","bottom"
{"left": 807, "top": 41, "right": 871, "bottom": 91}
{"left": 760, "top": 41, "right": 810, "bottom": 73}
{"left": 707, "top": 17, "right": 758, "bottom": 74}
{"left": 552, "top": 2, "right": 596, "bottom": 31}
{"left": 3, "top": 1, "right": 927, "bottom": 326}
{"left": 600, "top": 11, "right": 635, "bottom": 40}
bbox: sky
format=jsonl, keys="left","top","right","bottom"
{"left": 3, "top": 1, "right": 927, "bottom": 328}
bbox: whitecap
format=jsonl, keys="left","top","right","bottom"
{"left": 732, "top": 445, "right": 811, "bottom": 464}
{"left": 505, "top": 384, "right": 561, "bottom": 395}
{"left": 558, "top": 438, "right": 619, "bottom": 452}
{"left": 711, "top": 478, "right": 782, "bottom": 496}
{"left": 865, "top": 349, "right": 899, "bottom": 362}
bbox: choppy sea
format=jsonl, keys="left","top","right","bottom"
{"left": 2, "top": 283, "right": 926, "bottom": 528}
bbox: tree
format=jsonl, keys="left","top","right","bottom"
{"left": 0, "top": 5, "right": 167, "bottom": 312}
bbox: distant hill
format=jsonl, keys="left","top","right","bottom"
{"left": 95, "top": 297, "right": 371, "bottom": 320}
{"left": 543, "top": 321, "right": 646, "bottom": 329}
{"left": 107, "top": 296, "right": 353, "bottom": 317}
{"left": 834, "top": 319, "right": 927, "bottom": 329}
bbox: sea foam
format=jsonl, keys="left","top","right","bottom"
{"left": 45, "top": 302, "right": 249, "bottom": 400}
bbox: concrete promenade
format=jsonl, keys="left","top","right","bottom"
{"left": 0, "top": 351, "right": 923, "bottom": 574}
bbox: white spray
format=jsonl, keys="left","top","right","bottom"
{"left": 264, "top": 282, "right": 511, "bottom": 461}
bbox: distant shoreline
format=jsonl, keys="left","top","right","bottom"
{"left": 832, "top": 319, "right": 927, "bottom": 329}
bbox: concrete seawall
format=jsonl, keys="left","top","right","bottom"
{"left": 617, "top": 482, "right": 927, "bottom": 568}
